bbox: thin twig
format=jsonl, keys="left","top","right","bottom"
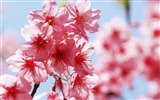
{"left": 52, "top": 74, "right": 66, "bottom": 100}
{"left": 125, "top": 0, "right": 131, "bottom": 24}
{"left": 59, "top": 81, "right": 65, "bottom": 100}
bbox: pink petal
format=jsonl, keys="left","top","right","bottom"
{"left": 0, "top": 74, "right": 17, "bottom": 86}
{"left": 76, "top": 0, "right": 91, "bottom": 13}
{"left": 86, "top": 74, "right": 99, "bottom": 88}
{"left": 16, "top": 76, "right": 32, "bottom": 92}
{"left": 27, "top": 10, "right": 45, "bottom": 25}
{"left": 42, "top": 0, "right": 57, "bottom": 13}
{"left": 21, "top": 25, "right": 42, "bottom": 41}
{"left": 16, "top": 93, "right": 32, "bottom": 100}
{"left": 66, "top": 0, "right": 77, "bottom": 17}
{"left": 6, "top": 55, "right": 24, "bottom": 72}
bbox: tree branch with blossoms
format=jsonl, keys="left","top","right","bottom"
{"left": 0, "top": 0, "right": 101, "bottom": 99}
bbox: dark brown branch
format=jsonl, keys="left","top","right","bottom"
{"left": 31, "top": 83, "right": 40, "bottom": 97}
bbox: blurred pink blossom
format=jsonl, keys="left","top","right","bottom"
{"left": 0, "top": 32, "right": 19, "bottom": 58}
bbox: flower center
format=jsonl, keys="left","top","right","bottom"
{"left": 74, "top": 54, "right": 85, "bottom": 65}
{"left": 119, "top": 46, "right": 125, "bottom": 54}
{"left": 33, "top": 35, "right": 46, "bottom": 47}
{"left": 76, "top": 14, "right": 85, "bottom": 25}
{"left": 39, "top": 41, "right": 45, "bottom": 46}
{"left": 112, "top": 29, "right": 119, "bottom": 38}
{"left": 103, "top": 42, "right": 110, "bottom": 50}
{"left": 153, "top": 28, "right": 160, "bottom": 37}
{"left": 45, "top": 16, "right": 54, "bottom": 25}
{"left": 74, "top": 75, "right": 85, "bottom": 85}
{"left": 56, "top": 52, "right": 62, "bottom": 58}
{"left": 24, "top": 58, "right": 35, "bottom": 71}
{"left": 6, "top": 85, "right": 19, "bottom": 99}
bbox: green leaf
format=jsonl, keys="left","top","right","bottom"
{"left": 60, "top": 0, "right": 66, "bottom": 8}
{"left": 117, "top": 0, "right": 130, "bottom": 9}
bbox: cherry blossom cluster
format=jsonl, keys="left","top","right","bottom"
{"left": 138, "top": 0, "right": 160, "bottom": 99}
{"left": 93, "top": 17, "right": 139, "bottom": 100}
{"left": 1, "top": 0, "right": 101, "bottom": 99}
{"left": 93, "top": 0, "right": 160, "bottom": 99}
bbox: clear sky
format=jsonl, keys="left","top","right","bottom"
{"left": 1, "top": 0, "right": 148, "bottom": 99}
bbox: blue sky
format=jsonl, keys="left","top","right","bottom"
{"left": 1, "top": 0, "right": 148, "bottom": 99}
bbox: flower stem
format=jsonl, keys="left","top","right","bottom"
{"left": 60, "top": 83, "right": 65, "bottom": 100}
{"left": 52, "top": 74, "right": 66, "bottom": 99}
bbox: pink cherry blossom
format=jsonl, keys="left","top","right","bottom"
{"left": 47, "top": 39, "right": 76, "bottom": 76}
{"left": 145, "top": 0, "right": 160, "bottom": 20}
{"left": 34, "top": 90, "right": 63, "bottom": 100}
{"left": 93, "top": 17, "right": 131, "bottom": 61}
{"left": 139, "top": 21, "right": 160, "bottom": 82}
{"left": 27, "top": 0, "right": 68, "bottom": 31}
{"left": 72, "top": 42, "right": 94, "bottom": 76}
{"left": 141, "top": 20, "right": 160, "bottom": 39}
{"left": 46, "top": 90, "right": 62, "bottom": 100}
{"left": 139, "top": 3, "right": 160, "bottom": 82}
{"left": 142, "top": 52, "right": 160, "bottom": 81}
{"left": 66, "top": 0, "right": 101, "bottom": 40}
{"left": 0, "top": 74, "right": 32, "bottom": 100}
{"left": 92, "top": 18, "right": 139, "bottom": 89}
{"left": 66, "top": 72, "right": 98, "bottom": 100}
{"left": 93, "top": 63, "right": 123, "bottom": 100}
{"left": 4, "top": 0, "right": 101, "bottom": 99}
{"left": 147, "top": 81, "right": 160, "bottom": 99}
{"left": 93, "top": 16, "right": 145, "bottom": 99}
{"left": 6, "top": 49, "right": 48, "bottom": 83}
{"left": 51, "top": 25, "right": 79, "bottom": 42}
{"left": 21, "top": 25, "right": 54, "bottom": 61}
